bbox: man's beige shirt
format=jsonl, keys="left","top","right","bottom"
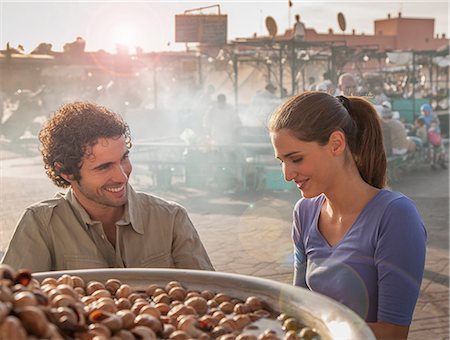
{"left": 1, "top": 185, "right": 214, "bottom": 272}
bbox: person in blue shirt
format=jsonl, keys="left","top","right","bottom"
{"left": 419, "top": 103, "right": 440, "bottom": 130}
{"left": 268, "top": 91, "right": 427, "bottom": 339}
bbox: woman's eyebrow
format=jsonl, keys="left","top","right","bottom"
{"left": 283, "top": 151, "right": 301, "bottom": 158}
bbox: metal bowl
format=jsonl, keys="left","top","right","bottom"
{"left": 33, "top": 268, "right": 374, "bottom": 339}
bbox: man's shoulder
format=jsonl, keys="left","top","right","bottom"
{"left": 25, "top": 192, "right": 67, "bottom": 211}
{"left": 133, "top": 190, "right": 185, "bottom": 212}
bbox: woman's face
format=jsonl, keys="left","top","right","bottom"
{"left": 270, "top": 129, "right": 336, "bottom": 198}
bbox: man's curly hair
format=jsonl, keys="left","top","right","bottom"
{"left": 39, "top": 101, "right": 132, "bottom": 188}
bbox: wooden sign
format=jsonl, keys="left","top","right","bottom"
{"left": 175, "top": 14, "right": 227, "bottom": 45}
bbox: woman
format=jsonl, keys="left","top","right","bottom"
{"left": 268, "top": 92, "right": 426, "bottom": 339}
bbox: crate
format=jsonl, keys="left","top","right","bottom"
{"left": 391, "top": 98, "right": 429, "bottom": 123}
{"left": 263, "top": 166, "right": 295, "bottom": 191}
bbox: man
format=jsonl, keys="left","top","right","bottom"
{"left": 380, "top": 101, "right": 416, "bottom": 155}
{"left": 203, "top": 93, "right": 241, "bottom": 145}
{"left": 1, "top": 102, "right": 214, "bottom": 272}
{"left": 293, "top": 14, "right": 306, "bottom": 41}
{"left": 337, "top": 73, "right": 357, "bottom": 96}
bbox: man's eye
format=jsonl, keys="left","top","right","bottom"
{"left": 292, "top": 158, "right": 303, "bottom": 163}
{"left": 97, "top": 164, "right": 110, "bottom": 171}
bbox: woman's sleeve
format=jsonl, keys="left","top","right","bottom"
{"left": 292, "top": 201, "right": 307, "bottom": 288}
{"left": 374, "top": 197, "right": 427, "bottom": 325}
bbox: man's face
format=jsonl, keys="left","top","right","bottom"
{"left": 69, "top": 136, "right": 132, "bottom": 211}
{"left": 340, "top": 76, "right": 357, "bottom": 96}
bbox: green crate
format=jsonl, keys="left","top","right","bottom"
{"left": 392, "top": 99, "right": 429, "bottom": 123}
{"left": 264, "top": 167, "right": 295, "bottom": 191}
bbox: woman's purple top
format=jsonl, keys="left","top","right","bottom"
{"left": 293, "top": 189, "right": 426, "bottom": 325}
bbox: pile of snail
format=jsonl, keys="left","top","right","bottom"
{"left": 0, "top": 265, "right": 320, "bottom": 339}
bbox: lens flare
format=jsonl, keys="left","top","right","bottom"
{"left": 237, "top": 199, "right": 292, "bottom": 263}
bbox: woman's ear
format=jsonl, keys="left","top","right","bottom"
{"left": 55, "top": 162, "right": 73, "bottom": 183}
{"left": 328, "top": 130, "right": 346, "bottom": 155}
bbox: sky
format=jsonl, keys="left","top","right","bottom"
{"left": 0, "top": 1, "right": 449, "bottom": 54}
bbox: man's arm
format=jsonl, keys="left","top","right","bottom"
{"left": 171, "top": 207, "right": 214, "bottom": 271}
{"left": 1, "top": 209, "right": 52, "bottom": 272}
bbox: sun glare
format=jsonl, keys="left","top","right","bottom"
{"left": 111, "top": 24, "right": 138, "bottom": 48}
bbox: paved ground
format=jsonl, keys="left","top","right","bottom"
{"left": 0, "top": 145, "right": 448, "bottom": 339}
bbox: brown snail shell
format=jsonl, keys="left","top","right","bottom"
{"left": 283, "top": 330, "right": 299, "bottom": 340}
{"left": 115, "top": 297, "right": 132, "bottom": 310}
{"left": 114, "top": 329, "right": 134, "bottom": 340}
{"left": 168, "top": 286, "right": 186, "bottom": 301}
{"left": 71, "top": 276, "right": 85, "bottom": 289}
{"left": 88, "top": 322, "right": 112, "bottom": 338}
{"left": 41, "top": 277, "right": 57, "bottom": 287}
{"left": 299, "top": 327, "right": 318, "bottom": 340}
{"left": 88, "top": 309, "right": 123, "bottom": 333}
{"left": 245, "top": 296, "right": 263, "bottom": 312}
{"left": 86, "top": 281, "right": 106, "bottom": 296}
{"left": 146, "top": 283, "right": 160, "bottom": 297}
{"left": 167, "top": 304, "right": 196, "bottom": 318}
{"left": 134, "top": 314, "right": 163, "bottom": 334}
{"left": 165, "top": 281, "right": 182, "bottom": 292}
{"left": 13, "top": 290, "right": 37, "bottom": 309}
{"left": 140, "top": 305, "right": 161, "bottom": 319}
{"left": 16, "top": 305, "right": 50, "bottom": 338}
{"left": 185, "top": 296, "right": 208, "bottom": 316}
{"left": 233, "top": 314, "right": 252, "bottom": 330}
{"left": 104, "top": 279, "right": 122, "bottom": 295}
{"left": 214, "top": 293, "right": 231, "bottom": 304}
{"left": 116, "top": 309, "right": 135, "bottom": 330}
{"left": 169, "top": 329, "right": 189, "bottom": 340}
{"left": 154, "top": 302, "right": 171, "bottom": 315}
{"left": 0, "top": 315, "right": 27, "bottom": 340}
{"left": 57, "top": 274, "right": 73, "bottom": 287}
{"left": 219, "top": 301, "right": 235, "bottom": 314}
{"left": 0, "top": 285, "right": 13, "bottom": 303}
{"left": 115, "top": 284, "right": 132, "bottom": 299}
{"left": 236, "top": 334, "right": 258, "bottom": 340}
{"left": 131, "top": 325, "right": 157, "bottom": 339}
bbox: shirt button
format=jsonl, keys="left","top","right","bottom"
{"left": 102, "top": 235, "right": 105, "bottom": 240}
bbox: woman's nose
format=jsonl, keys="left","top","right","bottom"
{"left": 282, "top": 163, "right": 296, "bottom": 182}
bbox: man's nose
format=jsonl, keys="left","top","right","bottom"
{"left": 113, "top": 164, "right": 129, "bottom": 182}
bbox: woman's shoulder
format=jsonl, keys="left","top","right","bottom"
{"left": 294, "top": 195, "right": 324, "bottom": 220}
{"left": 373, "top": 189, "right": 413, "bottom": 208}
{"left": 372, "top": 189, "right": 425, "bottom": 230}
{"left": 295, "top": 194, "right": 324, "bottom": 209}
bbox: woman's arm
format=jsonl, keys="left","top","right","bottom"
{"left": 373, "top": 197, "right": 426, "bottom": 338}
{"left": 368, "top": 321, "right": 409, "bottom": 340}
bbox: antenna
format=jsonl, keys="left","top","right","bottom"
{"left": 265, "top": 16, "right": 278, "bottom": 38}
{"left": 337, "top": 12, "right": 346, "bottom": 33}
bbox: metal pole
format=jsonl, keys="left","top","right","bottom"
{"left": 233, "top": 53, "right": 239, "bottom": 111}
{"left": 279, "top": 48, "right": 283, "bottom": 99}
{"left": 291, "top": 40, "right": 296, "bottom": 95}
{"left": 412, "top": 52, "right": 416, "bottom": 121}
{"left": 198, "top": 54, "right": 203, "bottom": 87}
{"left": 153, "top": 60, "right": 158, "bottom": 109}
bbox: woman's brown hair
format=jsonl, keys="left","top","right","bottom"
{"left": 268, "top": 91, "right": 387, "bottom": 188}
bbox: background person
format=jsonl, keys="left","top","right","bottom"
{"left": 293, "top": 14, "right": 306, "bottom": 41}
{"left": 337, "top": 73, "right": 357, "bottom": 96}
{"left": 380, "top": 101, "right": 416, "bottom": 156}
{"left": 203, "top": 93, "right": 241, "bottom": 146}
{"left": 268, "top": 92, "right": 426, "bottom": 339}
{"left": 1, "top": 101, "right": 214, "bottom": 272}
